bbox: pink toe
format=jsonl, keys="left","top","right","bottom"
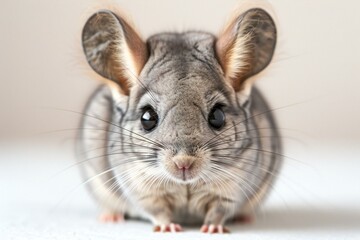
{"left": 160, "top": 224, "right": 167, "bottom": 232}
{"left": 155, "top": 223, "right": 182, "bottom": 233}
{"left": 175, "top": 224, "right": 182, "bottom": 232}
{"left": 208, "top": 224, "right": 216, "bottom": 233}
{"left": 170, "top": 224, "right": 176, "bottom": 232}
{"left": 200, "top": 225, "right": 208, "bottom": 232}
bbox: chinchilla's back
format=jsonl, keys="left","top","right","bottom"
{"left": 243, "top": 87, "right": 282, "bottom": 211}
{"left": 77, "top": 86, "right": 129, "bottom": 213}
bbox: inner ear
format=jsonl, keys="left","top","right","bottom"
{"left": 216, "top": 8, "right": 277, "bottom": 92}
{"left": 82, "top": 10, "right": 148, "bottom": 95}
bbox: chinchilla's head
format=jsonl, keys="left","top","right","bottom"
{"left": 82, "top": 7, "right": 276, "bottom": 184}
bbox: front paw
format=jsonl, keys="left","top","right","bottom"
{"left": 153, "top": 223, "right": 182, "bottom": 233}
{"left": 200, "top": 224, "right": 230, "bottom": 234}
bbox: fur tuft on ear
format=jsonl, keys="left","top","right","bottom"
{"left": 82, "top": 10, "right": 148, "bottom": 95}
{"left": 216, "top": 8, "right": 276, "bottom": 92}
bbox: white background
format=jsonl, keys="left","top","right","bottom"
{"left": 1, "top": 0, "right": 360, "bottom": 140}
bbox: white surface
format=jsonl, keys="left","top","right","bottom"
{"left": 1, "top": 141, "right": 360, "bottom": 240}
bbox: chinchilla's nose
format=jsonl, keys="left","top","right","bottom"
{"left": 172, "top": 154, "right": 196, "bottom": 170}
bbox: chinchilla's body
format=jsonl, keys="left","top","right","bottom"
{"left": 78, "top": 4, "right": 282, "bottom": 233}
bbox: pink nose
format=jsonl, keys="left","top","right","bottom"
{"left": 176, "top": 163, "right": 191, "bottom": 170}
{"left": 172, "top": 155, "right": 195, "bottom": 170}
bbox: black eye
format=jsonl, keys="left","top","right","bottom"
{"left": 208, "top": 106, "right": 225, "bottom": 130}
{"left": 141, "top": 107, "right": 158, "bottom": 131}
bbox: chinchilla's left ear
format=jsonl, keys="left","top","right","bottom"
{"left": 82, "top": 10, "right": 148, "bottom": 95}
{"left": 216, "top": 8, "right": 276, "bottom": 92}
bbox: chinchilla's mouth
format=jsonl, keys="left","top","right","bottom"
{"left": 167, "top": 169, "right": 200, "bottom": 184}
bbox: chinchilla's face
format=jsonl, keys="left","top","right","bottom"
{"left": 120, "top": 33, "right": 249, "bottom": 184}
{"left": 82, "top": 9, "right": 276, "bottom": 184}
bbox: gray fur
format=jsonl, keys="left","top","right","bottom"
{"left": 78, "top": 8, "right": 282, "bottom": 230}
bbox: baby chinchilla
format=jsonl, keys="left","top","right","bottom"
{"left": 78, "top": 5, "right": 281, "bottom": 234}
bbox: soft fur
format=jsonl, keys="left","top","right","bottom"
{"left": 78, "top": 5, "right": 281, "bottom": 233}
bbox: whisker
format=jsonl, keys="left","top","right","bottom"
{"left": 79, "top": 141, "right": 159, "bottom": 155}
{"left": 36, "top": 126, "right": 163, "bottom": 149}
{"left": 210, "top": 157, "right": 310, "bottom": 211}
{"left": 51, "top": 150, "right": 157, "bottom": 180}
{"left": 50, "top": 156, "right": 158, "bottom": 212}
{"left": 117, "top": 65, "right": 158, "bottom": 105}
{"left": 208, "top": 166, "right": 257, "bottom": 216}
{"left": 207, "top": 135, "right": 304, "bottom": 149}
{"left": 212, "top": 147, "right": 312, "bottom": 169}
{"left": 39, "top": 107, "right": 165, "bottom": 148}
{"left": 203, "top": 99, "right": 315, "bottom": 148}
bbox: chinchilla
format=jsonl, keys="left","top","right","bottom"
{"left": 77, "top": 4, "right": 281, "bottom": 233}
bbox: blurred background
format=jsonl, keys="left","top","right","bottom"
{"left": 0, "top": 0, "right": 359, "bottom": 239}
{"left": 1, "top": 0, "right": 360, "bottom": 141}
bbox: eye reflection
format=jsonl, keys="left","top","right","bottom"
{"left": 141, "top": 107, "right": 158, "bottom": 131}
{"left": 208, "top": 106, "right": 225, "bottom": 130}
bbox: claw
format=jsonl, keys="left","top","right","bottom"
{"left": 154, "top": 223, "right": 182, "bottom": 233}
{"left": 201, "top": 224, "right": 229, "bottom": 234}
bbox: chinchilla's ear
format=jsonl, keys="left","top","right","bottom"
{"left": 82, "top": 10, "right": 148, "bottom": 95}
{"left": 216, "top": 8, "right": 276, "bottom": 92}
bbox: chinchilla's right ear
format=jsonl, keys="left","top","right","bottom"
{"left": 82, "top": 10, "right": 148, "bottom": 95}
{"left": 216, "top": 8, "right": 276, "bottom": 93}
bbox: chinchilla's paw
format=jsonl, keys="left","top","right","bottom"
{"left": 200, "top": 224, "right": 230, "bottom": 234}
{"left": 153, "top": 223, "right": 182, "bottom": 233}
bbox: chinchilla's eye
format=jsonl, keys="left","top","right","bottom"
{"left": 141, "top": 107, "right": 158, "bottom": 131}
{"left": 208, "top": 106, "right": 225, "bottom": 130}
